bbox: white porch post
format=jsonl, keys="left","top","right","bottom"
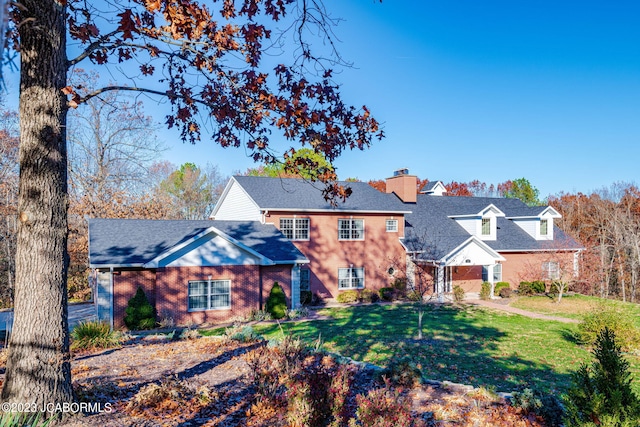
{"left": 489, "top": 263, "right": 496, "bottom": 299}
{"left": 436, "top": 263, "right": 445, "bottom": 302}
{"left": 291, "top": 264, "right": 301, "bottom": 309}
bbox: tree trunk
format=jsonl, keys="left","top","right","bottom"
{"left": 417, "top": 306, "right": 424, "bottom": 340}
{"left": 1, "top": 0, "right": 74, "bottom": 413}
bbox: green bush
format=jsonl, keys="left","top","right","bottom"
{"left": 359, "top": 289, "right": 379, "bottom": 303}
{"left": 336, "top": 290, "right": 360, "bottom": 304}
{"left": 480, "top": 282, "right": 491, "bottom": 300}
{"left": 391, "top": 277, "right": 407, "bottom": 297}
{"left": 576, "top": 304, "right": 640, "bottom": 351}
{"left": 300, "top": 290, "right": 313, "bottom": 306}
{"left": 378, "top": 287, "right": 396, "bottom": 302}
{"left": 71, "top": 320, "right": 122, "bottom": 351}
{"left": 382, "top": 355, "right": 422, "bottom": 387}
{"left": 226, "top": 325, "right": 259, "bottom": 343}
{"left": 494, "top": 281, "right": 510, "bottom": 294}
{"left": 406, "top": 290, "right": 423, "bottom": 301}
{"left": 518, "top": 281, "right": 545, "bottom": 296}
{"left": 499, "top": 287, "right": 513, "bottom": 298}
{"left": 266, "top": 282, "right": 287, "bottom": 319}
{"left": 124, "top": 287, "right": 156, "bottom": 330}
{"left": 453, "top": 285, "right": 465, "bottom": 302}
{"left": 511, "top": 388, "right": 564, "bottom": 427}
{"left": 564, "top": 327, "right": 640, "bottom": 427}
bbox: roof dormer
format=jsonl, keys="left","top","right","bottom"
{"left": 420, "top": 180, "right": 447, "bottom": 196}
{"left": 449, "top": 204, "right": 505, "bottom": 241}
{"left": 507, "top": 206, "right": 561, "bottom": 240}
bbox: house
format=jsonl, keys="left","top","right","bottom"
{"left": 88, "top": 219, "right": 308, "bottom": 328}
{"left": 213, "top": 171, "right": 583, "bottom": 298}
{"left": 211, "top": 175, "right": 411, "bottom": 298}
{"left": 88, "top": 170, "right": 582, "bottom": 328}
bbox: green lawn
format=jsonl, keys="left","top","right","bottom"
{"left": 247, "top": 303, "right": 599, "bottom": 393}
{"left": 510, "top": 294, "right": 640, "bottom": 328}
{"left": 203, "top": 301, "right": 640, "bottom": 394}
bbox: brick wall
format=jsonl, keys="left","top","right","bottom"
{"left": 261, "top": 265, "right": 293, "bottom": 308}
{"left": 266, "top": 211, "right": 406, "bottom": 298}
{"left": 113, "top": 269, "right": 157, "bottom": 329}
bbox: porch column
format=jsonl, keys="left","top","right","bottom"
{"left": 291, "top": 264, "right": 301, "bottom": 309}
{"left": 436, "top": 263, "right": 445, "bottom": 302}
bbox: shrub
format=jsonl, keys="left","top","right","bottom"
{"left": 391, "top": 277, "right": 407, "bottom": 297}
{"left": 406, "top": 290, "right": 423, "bottom": 302}
{"left": 564, "top": 327, "right": 640, "bottom": 427}
{"left": 266, "top": 282, "right": 287, "bottom": 319}
{"left": 453, "top": 285, "right": 465, "bottom": 302}
{"left": 494, "top": 281, "right": 510, "bottom": 294}
{"left": 511, "top": 388, "right": 564, "bottom": 427}
{"left": 480, "top": 282, "right": 491, "bottom": 300}
{"left": 378, "top": 287, "right": 395, "bottom": 302}
{"left": 382, "top": 355, "right": 422, "bottom": 388}
{"left": 499, "top": 287, "right": 512, "bottom": 298}
{"left": 336, "top": 290, "right": 360, "bottom": 304}
{"left": 359, "top": 289, "right": 379, "bottom": 303}
{"left": 576, "top": 304, "right": 640, "bottom": 351}
{"left": 124, "top": 287, "right": 156, "bottom": 330}
{"left": 531, "top": 280, "right": 546, "bottom": 293}
{"left": 248, "top": 309, "right": 272, "bottom": 322}
{"left": 226, "top": 325, "right": 259, "bottom": 343}
{"left": 300, "top": 290, "right": 313, "bottom": 306}
{"left": 286, "top": 307, "right": 309, "bottom": 320}
{"left": 71, "top": 320, "right": 122, "bottom": 351}
{"left": 348, "top": 384, "right": 417, "bottom": 427}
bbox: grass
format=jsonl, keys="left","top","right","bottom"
{"left": 206, "top": 303, "right": 593, "bottom": 393}
{"left": 510, "top": 294, "right": 640, "bottom": 327}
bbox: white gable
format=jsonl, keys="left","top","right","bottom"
{"left": 444, "top": 237, "right": 504, "bottom": 266}
{"left": 158, "top": 231, "right": 261, "bottom": 267}
{"left": 211, "top": 178, "right": 262, "bottom": 221}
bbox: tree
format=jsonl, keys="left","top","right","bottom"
{"left": 245, "top": 147, "right": 334, "bottom": 180}
{"left": 499, "top": 178, "right": 541, "bottom": 206}
{"left": 564, "top": 327, "right": 640, "bottom": 427}
{"left": 67, "top": 69, "right": 165, "bottom": 200}
{"left": 159, "top": 162, "right": 225, "bottom": 219}
{"left": 0, "top": 108, "right": 19, "bottom": 308}
{"left": 4, "top": 0, "right": 381, "bottom": 415}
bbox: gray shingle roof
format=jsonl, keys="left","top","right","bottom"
{"left": 88, "top": 219, "right": 307, "bottom": 267}
{"left": 404, "top": 195, "right": 582, "bottom": 259}
{"left": 233, "top": 175, "right": 411, "bottom": 212}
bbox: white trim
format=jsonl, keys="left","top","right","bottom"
{"left": 279, "top": 217, "right": 311, "bottom": 241}
{"left": 262, "top": 208, "right": 412, "bottom": 214}
{"left": 448, "top": 204, "right": 506, "bottom": 219}
{"left": 210, "top": 177, "right": 261, "bottom": 220}
{"left": 338, "top": 218, "right": 365, "bottom": 241}
{"left": 442, "top": 236, "right": 506, "bottom": 264}
{"left": 143, "top": 226, "right": 274, "bottom": 268}
{"left": 187, "top": 279, "right": 232, "bottom": 311}
{"left": 338, "top": 267, "right": 365, "bottom": 289}
{"left": 386, "top": 219, "right": 399, "bottom": 232}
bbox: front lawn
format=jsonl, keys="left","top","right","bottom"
{"left": 510, "top": 293, "right": 640, "bottom": 328}
{"left": 247, "top": 303, "right": 598, "bottom": 394}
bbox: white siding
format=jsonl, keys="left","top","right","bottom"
{"left": 161, "top": 232, "right": 261, "bottom": 267}
{"left": 455, "top": 218, "right": 477, "bottom": 235}
{"left": 512, "top": 218, "right": 537, "bottom": 239}
{"left": 212, "top": 179, "right": 262, "bottom": 221}
{"left": 445, "top": 240, "right": 501, "bottom": 266}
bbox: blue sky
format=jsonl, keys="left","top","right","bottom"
{"left": 5, "top": 1, "right": 640, "bottom": 199}
{"left": 161, "top": 0, "right": 640, "bottom": 199}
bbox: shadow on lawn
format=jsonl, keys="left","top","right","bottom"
{"left": 264, "top": 303, "right": 574, "bottom": 393}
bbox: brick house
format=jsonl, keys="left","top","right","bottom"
{"left": 212, "top": 171, "right": 582, "bottom": 298}
{"left": 88, "top": 219, "right": 307, "bottom": 328}
{"left": 88, "top": 170, "right": 582, "bottom": 328}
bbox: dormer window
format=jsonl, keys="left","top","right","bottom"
{"left": 540, "top": 219, "right": 548, "bottom": 236}
{"left": 481, "top": 218, "right": 491, "bottom": 236}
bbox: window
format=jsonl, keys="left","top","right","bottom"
{"left": 300, "top": 269, "right": 310, "bottom": 291}
{"left": 280, "top": 218, "right": 310, "bottom": 240}
{"left": 338, "top": 219, "right": 364, "bottom": 240}
{"left": 338, "top": 267, "right": 364, "bottom": 289}
{"left": 540, "top": 219, "right": 548, "bottom": 236}
{"left": 482, "top": 264, "right": 502, "bottom": 282}
{"left": 481, "top": 218, "right": 491, "bottom": 235}
{"left": 493, "top": 264, "right": 502, "bottom": 282}
{"left": 542, "top": 261, "right": 560, "bottom": 280}
{"left": 188, "top": 279, "right": 231, "bottom": 311}
{"left": 386, "top": 219, "right": 398, "bottom": 232}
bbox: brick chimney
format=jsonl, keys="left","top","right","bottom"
{"left": 386, "top": 169, "right": 417, "bottom": 203}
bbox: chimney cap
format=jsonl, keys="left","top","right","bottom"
{"left": 393, "top": 168, "right": 410, "bottom": 176}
